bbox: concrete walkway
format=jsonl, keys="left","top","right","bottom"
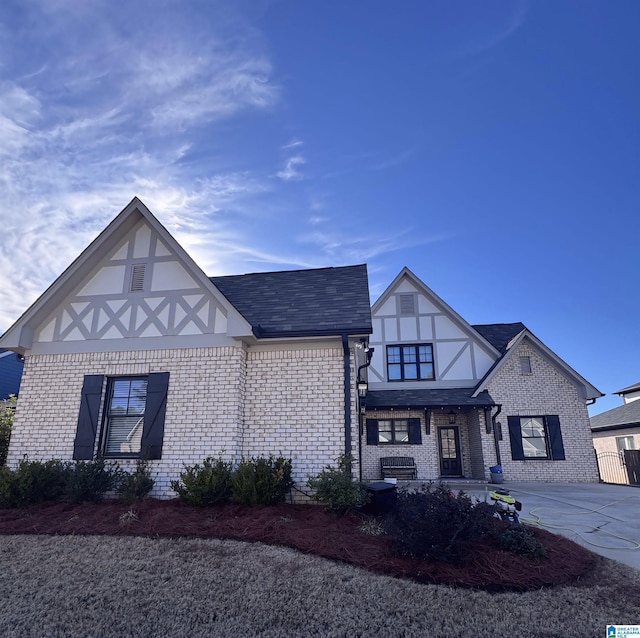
{"left": 449, "top": 481, "right": 640, "bottom": 570}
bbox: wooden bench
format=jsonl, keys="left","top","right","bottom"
{"left": 380, "top": 456, "right": 417, "bottom": 480}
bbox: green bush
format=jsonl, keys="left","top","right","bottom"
{"left": 65, "top": 458, "right": 119, "bottom": 503}
{"left": 10, "top": 458, "right": 71, "bottom": 506}
{"left": 171, "top": 456, "right": 233, "bottom": 506}
{"left": 231, "top": 455, "right": 293, "bottom": 506}
{"left": 307, "top": 454, "right": 369, "bottom": 514}
{"left": 384, "top": 484, "right": 497, "bottom": 564}
{"left": 0, "top": 395, "right": 16, "bottom": 466}
{"left": 499, "top": 524, "right": 547, "bottom": 559}
{"left": 116, "top": 458, "right": 155, "bottom": 503}
{"left": 0, "top": 465, "right": 17, "bottom": 507}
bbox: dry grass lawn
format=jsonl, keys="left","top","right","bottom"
{"left": 0, "top": 534, "right": 638, "bottom": 637}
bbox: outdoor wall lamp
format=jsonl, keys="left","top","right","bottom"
{"left": 448, "top": 410, "right": 457, "bottom": 424}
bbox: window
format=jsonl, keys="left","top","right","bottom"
{"left": 102, "top": 377, "right": 148, "bottom": 456}
{"left": 379, "top": 419, "right": 409, "bottom": 444}
{"left": 616, "top": 436, "right": 636, "bottom": 452}
{"left": 72, "top": 372, "right": 170, "bottom": 461}
{"left": 507, "top": 415, "right": 565, "bottom": 461}
{"left": 366, "top": 418, "right": 422, "bottom": 445}
{"left": 519, "top": 356, "right": 532, "bottom": 374}
{"left": 387, "top": 344, "right": 434, "bottom": 381}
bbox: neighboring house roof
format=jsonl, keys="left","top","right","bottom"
{"left": 615, "top": 381, "right": 640, "bottom": 396}
{"left": 211, "top": 265, "right": 372, "bottom": 338}
{"left": 472, "top": 323, "right": 526, "bottom": 354}
{"left": 590, "top": 400, "right": 640, "bottom": 432}
{"left": 366, "top": 387, "right": 495, "bottom": 409}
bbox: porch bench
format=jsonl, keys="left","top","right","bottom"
{"left": 380, "top": 456, "right": 417, "bottom": 480}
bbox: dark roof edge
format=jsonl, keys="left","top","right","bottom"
{"left": 591, "top": 421, "right": 640, "bottom": 433}
{"left": 254, "top": 326, "right": 372, "bottom": 339}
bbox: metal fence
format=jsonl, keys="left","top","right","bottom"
{"left": 596, "top": 450, "right": 640, "bottom": 486}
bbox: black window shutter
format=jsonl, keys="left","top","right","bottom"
{"left": 408, "top": 418, "right": 422, "bottom": 444}
{"left": 73, "top": 375, "right": 104, "bottom": 460}
{"left": 366, "top": 419, "right": 379, "bottom": 446}
{"left": 508, "top": 416, "right": 525, "bottom": 460}
{"left": 140, "top": 372, "right": 170, "bottom": 459}
{"left": 546, "top": 415, "right": 565, "bottom": 460}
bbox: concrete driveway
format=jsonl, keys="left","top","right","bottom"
{"left": 455, "top": 481, "right": 640, "bottom": 570}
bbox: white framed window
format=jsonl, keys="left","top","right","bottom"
{"left": 520, "top": 356, "right": 532, "bottom": 374}
{"left": 616, "top": 436, "right": 636, "bottom": 452}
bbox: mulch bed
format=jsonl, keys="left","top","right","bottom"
{"left": 0, "top": 499, "right": 598, "bottom": 592}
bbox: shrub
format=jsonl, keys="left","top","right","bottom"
{"left": 10, "top": 457, "right": 71, "bottom": 506}
{"left": 232, "top": 455, "right": 293, "bottom": 506}
{"left": 0, "top": 395, "right": 17, "bottom": 466}
{"left": 65, "top": 458, "right": 119, "bottom": 503}
{"left": 499, "top": 524, "right": 547, "bottom": 559}
{"left": 307, "top": 454, "right": 369, "bottom": 514}
{"left": 171, "top": 456, "right": 233, "bottom": 506}
{"left": 116, "top": 458, "right": 155, "bottom": 503}
{"left": 384, "top": 483, "right": 497, "bottom": 564}
{"left": 0, "top": 465, "right": 17, "bottom": 507}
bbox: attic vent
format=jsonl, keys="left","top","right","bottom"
{"left": 130, "top": 264, "right": 146, "bottom": 292}
{"left": 399, "top": 294, "right": 416, "bottom": 315}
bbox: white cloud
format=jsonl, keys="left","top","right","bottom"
{"left": 277, "top": 156, "right": 306, "bottom": 181}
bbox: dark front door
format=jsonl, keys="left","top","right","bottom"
{"left": 438, "top": 427, "right": 462, "bottom": 476}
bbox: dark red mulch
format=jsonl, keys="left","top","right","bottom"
{"left": 0, "top": 499, "right": 598, "bottom": 592}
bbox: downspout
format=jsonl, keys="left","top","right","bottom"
{"left": 342, "top": 334, "right": 352, "bottom": 460}
{"left": 491, "top": 404, "right": 502, "bottom": 466}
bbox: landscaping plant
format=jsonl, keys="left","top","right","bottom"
{"left": 0, "top": 395, "right": 16, "bottom": 465}
{"left": 65, "top": 457, "right": 120, "bottom": 503}
{"left": 171, "top": 456, "right": 233, "bottom": 506}
{"left": 116, "top": 457, "right": 155, "bottom": 503}
{"left": 384, "top": 483, "right": 497, "bottom": 564}
{"left": 307, "top": 453, "right": 369, "bottom": 514}
{"left": 231, "top": 455, "right": 293, "bottom": 505}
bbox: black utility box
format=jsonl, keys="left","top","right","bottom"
{"left": 364, "top": 481, "right": 397, "bottom": 515}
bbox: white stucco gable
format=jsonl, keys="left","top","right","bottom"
{"left": 0, "top": 198, "right": 253, "bottom": 355}
{"left": 369, "top": 267, "right": 500, "bottom": 389}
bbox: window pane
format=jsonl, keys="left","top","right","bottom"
{"left": 105, "top": 415, "right": 143, "bottom": 455}
{"left": 387, "top": 347, "right": 401, "bottom": 363}
{"left": 418, "top": 345, "right": 433, "bottom": 362}
{"left": 402, "top": 346, "right": 417, "bottom": 363}
{"left": 521, "top": 417, "right": 544, "bottom": 438}
{"left": 420, "top": 363, "right": 434, "bottom": 379}
{"left": 378, "top": 420, "right": 392, "bottom": 444}
{"left": 523, "top": 437, "right": 547, "bottom": 457}
{"left": 388, "top": 364, "right": 402, "bottom": 380}
{"left": 394, "top": 420, "right": 409, "bottom": 444}
{"left": 403, "top": 364, "right": 418, "bottom": 379}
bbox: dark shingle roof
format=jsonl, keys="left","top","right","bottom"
{"left": 472, "top": 323, "right": 526, "bottom": 354}
{"left": 366, "top": 388, "right": 495, "bottom": 409}
{"left": 590, "top": 400, "right": 640, "bottom": 431}
{"left": 210, "top": 265, "right": 372, "bottom": 338}
{"left": 615, "top": 381, "right": 640, "bottom": 396}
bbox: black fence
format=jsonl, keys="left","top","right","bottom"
{"left": 596, "top": 450, "right": 640, "bottom": 486}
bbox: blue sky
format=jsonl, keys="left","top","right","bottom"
{"left": 0, "top": 0, "right": 637, "bottom": 415}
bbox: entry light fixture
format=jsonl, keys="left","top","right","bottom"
{"left": 357, "top": 380, "right": 368, "bottom": 398}
{"left": 448, "top": 410, "right": 457, "bottom": 425}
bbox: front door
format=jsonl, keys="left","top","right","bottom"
{"left": 438, "top": 427, "right": 462, "bottom": 476}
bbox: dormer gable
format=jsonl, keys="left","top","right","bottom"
{"left": 368, "top": 267, "right": 500, "bottom": 389}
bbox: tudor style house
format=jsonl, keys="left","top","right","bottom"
{"left": 0, "top": 198, "right": 371, "bottom": 496}
{"left": 358, "top": 268, "right": 603, "bottom": 483}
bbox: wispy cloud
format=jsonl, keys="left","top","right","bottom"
{"left": 277, "top": 155, "right": 306, "bottom": 181}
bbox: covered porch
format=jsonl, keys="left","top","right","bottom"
{"left": 359, "top": 387, "right": 500, "bottom": 482}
